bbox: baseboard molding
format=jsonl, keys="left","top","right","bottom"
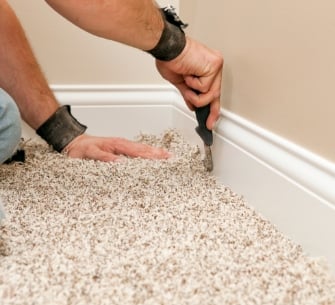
{"left": 219, "top": 109, "right": 335, "bottom": 205}
{"left": 22, "top": 85, "right": 179, "bottom": 139}
{"left": 51, "top": 84, "right": 179, "bottom": 106}
{"left": 172, "top": 93, "right": 335, "bottom": 272}
{"left": 31, "top": 84, "right": 334, "bottom": 272}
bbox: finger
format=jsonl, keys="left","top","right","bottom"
{"left": 72, "top": 145, "right": 121, "bottom": 162}
{"left": 173, "top": 83, "right": 195, "bottom": 111}
{"left": 207, "top": 97, "right": 221, "bottom": 130}
{"left": 184, "top": 58, "right": 222, "bottom": 93}
{"left": 182, "top": 89, "right": 220, "bottom": 130}
{"left": 91, "top": 150, "right": 121, "bottom": 162}
{"left": 184, "top": 74, "right": 210, "bottom": 93}
{"left": 182, "top": 88, "right": 214, "bottom": 109}
{"left": 111, "top": 138, "right": 171, "bottom": 160}
{"left": 182, "top": 77, "right": 221, "bottom": 130}
{"left": 185, "top": 73, "right": 222, "bottom": 109}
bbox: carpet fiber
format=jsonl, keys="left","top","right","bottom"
{"left": 0, "top": 130, "right": 334, "bottom": 305}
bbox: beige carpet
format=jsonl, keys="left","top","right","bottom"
{"left": 0, "top": 130, "right": 334, "bottom": 305}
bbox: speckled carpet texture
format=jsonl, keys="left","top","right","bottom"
{"left": 0, "top": 130, "right": 334, "bottom": 305}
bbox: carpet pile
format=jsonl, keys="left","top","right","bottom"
{"left": 0, "top": 130, "right": 334, "bottom": 305}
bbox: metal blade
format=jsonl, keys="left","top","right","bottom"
{"left": 203, "top": 144, "right": 213, "bottom": 172}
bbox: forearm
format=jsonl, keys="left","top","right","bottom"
{"left": 0, "top": 1, "right": 59, "bottom": 129}
{"left": 45, "top": 0, "right": 164, "bottom": 51}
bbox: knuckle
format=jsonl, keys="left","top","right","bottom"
{"left": 198, "top": 82, "right": 209, "bottom": 93}
{"left": 193, "top": 97, "right": 205, "bottom": 108}
{"left": 213, "top": 50, "right": 224, "bottom": 67}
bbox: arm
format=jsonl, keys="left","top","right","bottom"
{"left": 0, "top": 0, "right": 169, "bottom": 161}
{"left": 0, "top": 0, "right": 58, "bottom": 130}
{"left": 45, "top": 0, "right": 223, "bottom": 129}
{"left": 45, "top": 0, "right": 164, "bottom": 51}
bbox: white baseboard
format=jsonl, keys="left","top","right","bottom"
{"left": 219, "top": 116, "right": 335, "bottom": 269}
{"left": 24, "top": 84, "right": 335, "bottom": 272}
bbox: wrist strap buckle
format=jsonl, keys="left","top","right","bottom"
{"left": 162, "top": 5, "right": 188, "bottom": 30}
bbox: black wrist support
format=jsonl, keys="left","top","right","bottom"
{"left": 36, "top": 105, "right": 87, "bottom": 152}
{"left": 147, "top": 6, "right": 188, "bottom": 61}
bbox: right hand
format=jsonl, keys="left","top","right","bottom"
{"left": 155, "top": 37, "right": 224, "bottom": 130}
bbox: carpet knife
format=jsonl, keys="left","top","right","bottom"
{"left": 195, "top": 104, "right": 213, "bottom": 172}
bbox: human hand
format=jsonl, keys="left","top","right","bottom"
{"left": 63, "top": 134, "right": 171, "bottom": 162}
{"left": 155, "top": 37, "right": 223, "bottom": 130}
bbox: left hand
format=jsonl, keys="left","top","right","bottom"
{"left": 63, "top": 134, "right": 171, "bottom": 162}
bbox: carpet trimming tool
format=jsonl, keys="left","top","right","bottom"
{"left": 195, "top": 104, "right": 213, "bottom": 172}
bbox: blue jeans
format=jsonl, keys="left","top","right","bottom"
{"left": 0, "top": 89, "right": 21, "bottom": 164}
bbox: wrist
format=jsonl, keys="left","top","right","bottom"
{"left": 147, "top": 6, "right": 188, "bottom": 61}
{"left": 36, "top": 105, "right": 87, "bottom": 152}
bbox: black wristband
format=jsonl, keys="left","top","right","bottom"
{"left": 36, "top": 105, "right": 87, "bottom": 152}
{"left": 147, "top": 6, "right": 188, "bottom": 61}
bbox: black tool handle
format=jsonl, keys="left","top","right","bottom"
{"left": 195, "top": 104, "right": 213, "bottom": 146}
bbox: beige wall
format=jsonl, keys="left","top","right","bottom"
{"left": 8, "top": 0, "right": 178, "bottom": 84}
{"left": 181, "top": 0, "right": 335, "bottom": 163}
{"left": 8, "top": 0, "right": 335, "bottom": 162}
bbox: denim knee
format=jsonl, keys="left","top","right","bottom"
{"left": 0, "top": 89, "right": 21, "bottom": 164}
